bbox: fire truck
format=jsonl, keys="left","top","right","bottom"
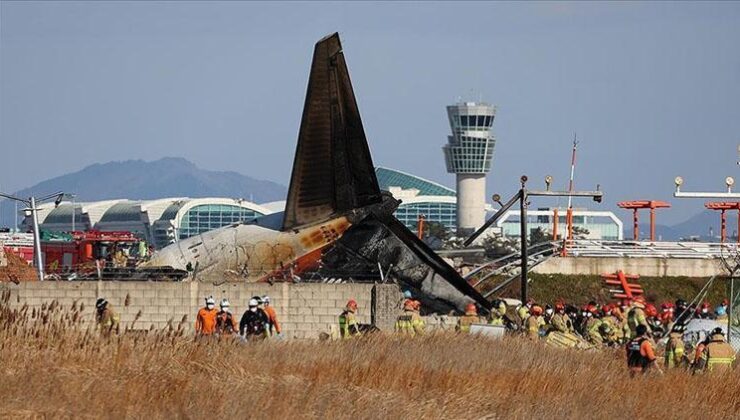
{"left": 0, "top": 232, "right": 35, "bottom": 264}
{"left": 40, "top": 230, "right": 146, "bottom": 275}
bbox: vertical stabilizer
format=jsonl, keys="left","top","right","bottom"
{"left": 282, "top": 33, "right": 381, "bottom": 231}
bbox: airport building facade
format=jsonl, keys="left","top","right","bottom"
{"left": 496, "top": 208, "right": 624, "bottom": 241}
{"left": 22, "top": 198, "right": 272, "bottom": 249}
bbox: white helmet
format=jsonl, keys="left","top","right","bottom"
{"left": 205, "top": 296, "right": 215, "bottom": 305}
{"left": 220, "top": 299, "right": 230, "bottom": 308}
{"left": 262, "top": 295, "right": 271, "bottom": 304}
{"left": 248, "top": 298, "right": 259, "bottom": 307}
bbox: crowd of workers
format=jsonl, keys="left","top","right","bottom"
{"left": 92, "top": 290, "right": 736, "bottom": 376}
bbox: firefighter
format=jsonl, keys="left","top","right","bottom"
{"left": 239, "top": 298, "right": 267, "bottom": 340}
{"left": 625, "top": 324, "right": 661, "bottom": 376}
{"left": 338, "top": 299, "right": 361, "bottom": 339}
{"left": 664, "top": 324, "right": 685, "bottom": 369}
{"left": 698, "top": 328, "right": 736, "bottom": 373}
{"left": 457, "top": 303, "right": 482, "bottom": 333}
{"left": 489, "top": 299, "right": 507, "bottom": 327}
{"left": 627, "top": 296, "right": 651, "bottom": 339}
{"left": 525, "top": 305, "right": 546, "bottom": 339}
{"left": 215, "top": 299, "right": 238, "bottom": 336}
{"left": 585, "top": 307, "right": 606, "bottom": 346}
{"left": 261, "top": 295, "right": 282, "bottom": 337}
{"left": 396, "top": 299, "right": 425, "bottom": 336}
{"left": 95, "top": 298, "right": 120, "bottom": 337}
{"left": 550, "top": 302, "right": 574, "bottom": 334}
{"left": 195, "top": 296, "right": 218, "bottom": 336}
{"left": 600, "top": 305, "right": 623, "bottom": 345}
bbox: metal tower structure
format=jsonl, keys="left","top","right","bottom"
{"left": 443, "top": 102, "right": 496, "bottom": 236}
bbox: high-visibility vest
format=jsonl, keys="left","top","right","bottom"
{"left": 458, "top": 315, "right": 480, "bottom": 332}
{"left": 395, "top": 310, "right": 425, "bottom": 336}
{"left": 664, "top": 333, "right": 685, "bottom": 368}
{"left": 704, "top": 340, "right": 736, "bottom": 372}
{"left": 339, "top": 311, "right": 359, "bottom": 338}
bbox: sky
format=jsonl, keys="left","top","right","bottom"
{"left": 1, "top": 1, "right": 739, "bottom": 225}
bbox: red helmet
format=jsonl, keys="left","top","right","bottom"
{"left": 464, "top": 303, "right": 477, "bottom": 316}
{"left": 661, "top": 302, "right": 671, "bottom": 311}
{"left": 645, "top": 304, "right": 658, "bottom": 318}
{"left": 531, "top": 305, "right": 543, "bottom": 315}
{"left": 412, "top": 300, "right": 421, "bottom": 310}
{"left": 602, "top": 304, "right": 612, "bottom": 316}
{"left": 555, "top": 302, "right": 565, "bottom": 312}
{"left": 346, "top": 299, "right": 358, "bottom": 310}
{"left": 403, "top": 300, "right": 416, "bottom": 311}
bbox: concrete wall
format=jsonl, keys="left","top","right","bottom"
{"left": 1, "top": 281, "right": 403, "bottom": 339}
{"left": 534, "top": 256, "right": 723, "bottom": 277}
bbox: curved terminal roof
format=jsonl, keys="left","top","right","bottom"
{"left": 375, "top": 167, "right": 455, "bottom": 197}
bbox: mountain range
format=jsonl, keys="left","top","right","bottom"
{"left": 0, "top": 157, "right": 287, "bottom": 227}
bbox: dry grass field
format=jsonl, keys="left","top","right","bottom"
{"left": 1, "top": 295, "right": 738, "bottom": 419}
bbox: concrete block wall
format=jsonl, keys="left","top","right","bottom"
{"left": 2, "top": 281, "right": 401, "bottom": 340}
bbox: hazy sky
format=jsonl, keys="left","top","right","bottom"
{"left": 2, "top": 1, "right": 739, "bottom": 224}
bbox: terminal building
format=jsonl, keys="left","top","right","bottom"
{"left": 443, "top": 102, "right": 497, "bottom": 236}
{"left": 21, "top": 198, "right": 272, "bottom": 249}
{"left": 497, "top": 208, "right": 624, "bottom": 241}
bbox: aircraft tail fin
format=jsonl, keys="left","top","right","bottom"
{"left": 282, "top": 33, "right": 382, "bottom": 231}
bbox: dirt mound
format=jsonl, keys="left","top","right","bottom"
{"left": 0, "top": 250, "right": 37, "bottom": 283}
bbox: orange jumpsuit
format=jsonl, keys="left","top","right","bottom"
{"left": 195, "top": 307, "right": 218, "bottom": 335}
{"left": 264, "top": 305, "right": 281, "bottom": 335}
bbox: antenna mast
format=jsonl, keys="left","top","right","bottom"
{"left": 566, "top": 134, "right": 578, "bottom": 240}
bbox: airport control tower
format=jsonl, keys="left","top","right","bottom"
{"left": 443, "top": 102, "right": 496, "bottom": 236}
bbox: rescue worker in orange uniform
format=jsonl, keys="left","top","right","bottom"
{"left": 195, "top": 296, "right": 218, "bottom": 336}
{"left": 215, "top": 298, "right": 238, "bottom": 336}
{"left": 261, "top": 295, "right": 282, "bottom": 337}
{"left": 457, "top": 303, "right": 482, "bottom": 333}
{"left": 625, "top": 324, "right": 661, "bottom": 376}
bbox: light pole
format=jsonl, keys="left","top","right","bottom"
{"left": 673, "top": 175, "right": 739, "bottom": 341}
{"left": 0, "top": 191, "right": 64, "bottom": 281}
{"left": 464, "top": 175, "right": 603, "bottom": 302}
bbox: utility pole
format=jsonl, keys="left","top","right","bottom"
{"left": 465, "top": 175, "right": 603, "bottom": 302}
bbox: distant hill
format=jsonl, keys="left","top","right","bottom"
{"left": 0, "top": 157, "right": 287, "bottom": 227}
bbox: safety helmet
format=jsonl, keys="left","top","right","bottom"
{"left": 95, "top": 298, "right": 108, "bottom": 310}
{"left": 722, "top": 299, "right": 729, "bottom": 306}
{"left": 220, "top": 299, "right": 230, "bottom": 308}
{"left": 555, "top": 302, "right": 565, "bottom": 312}
{"left": 412, "top": 300, "right": 421, "bottom": 310}
{"left": 403, "top": 290, "right": 413, "bottom": 299}
{"left": 251, "top": 296, "right": 263, "bottom": 305}
{"left": 645, "top": 304, "right": 658, "bottom": 318}
{"left": 404, "top": 300, "right": 417, "bottom": 311}
{"left": 715, "top": 306, "right": 727, "bottom": 316}
{"left": 262, "top": 295, "right": 271, "bottom": 304}
{"left": 205, "top": 296, "right": 215, "bottom": 305}
{"left": 531, "top": 305, "right": 543, "bottom": 315}
{"left": 601, "top": 304, "right": 612, "bottom": 316}
{"left": 346, "top": 299, "right": 358, "bottom": 310}
{"left": 464, "top": 303, "right": 477, "bottom": 316}
{"left": 711, "top": 327, "right": 724, "bottom": 336}
{"left": 675, "top": 299, "right": 687, "bottom": 309}
{"left": 248, "top": 298, "right": 259, "bottom": 307}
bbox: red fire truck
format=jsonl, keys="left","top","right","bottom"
{"left": 41, "top": 230, "right": 146, "bottom": 274}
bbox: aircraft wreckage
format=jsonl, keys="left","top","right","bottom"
{"left": 145, "top": 33, "right": 491, "bottom": 313}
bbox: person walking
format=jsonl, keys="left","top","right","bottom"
{"left": 240, "top": 298, "right": 267, "bottom": 340}
{"left": 195, "top": 296, "right": 218, "bottom": 336}
{"left": 261, "top": 295, "right": 282, "bottom": 337}
{"left": 215, "top": 299, "right": 238, "bottom": 337}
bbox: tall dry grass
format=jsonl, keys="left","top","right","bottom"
{"left": 0, "top": 292, "right": 738, "bottom": 419}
